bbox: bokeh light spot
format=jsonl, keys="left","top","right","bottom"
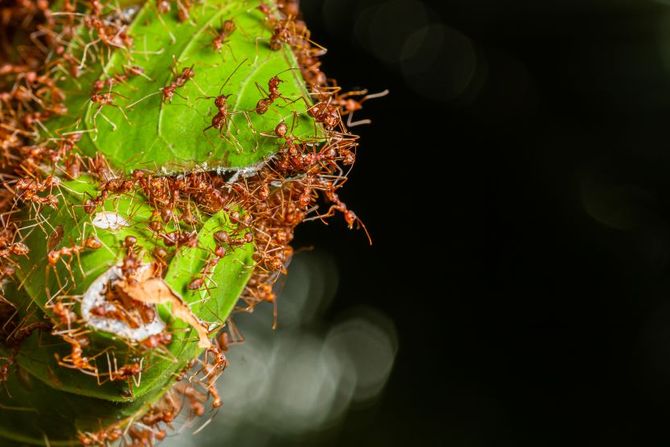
{"left": 326, "top": 309, "right": 398, "bottom": 403}
{"left": 401, "top": 24, "right": 478, "bottom": 102}
{"left": 354, "top": 0, "right": 431, "bottom": 64}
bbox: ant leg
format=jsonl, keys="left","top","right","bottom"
{"left": 97, "top": 111, "right": 118, "bottom": 132}
{"left": 111, "top": 104, "right": 131, "bottom": 125}
{"left": 346, "top": 113, "right": 371, "bottom": 128}
{"left": 189, "top": 78, "right": 209, "bottom": 97}
{"left": 77, "top": 38, "right": 102, "bottom": 72}
{"left": 339, "top": 89, "right": 369, "bottom": 100}
{"left": 240, "top": 110, "right": 261, "bottom": 137}
{"left": 125, "top": 90, "right": 160, "bottom": 110}
{"left": 225, "top": 43, "right": 238, "bottom": 63}
{"left": 282, "top": 93, "right": 312, "bottom": 110}
{"left": 133, "top": 357, "right": 144, "bottom": 387}
{"left": 361, "top": 88, "right": 390, "bottom": 103}
{"left": 154, "top": 9, "right": 177, "bottom": 44}
{"left": 254, "top": 81, "right": 270, "bottom": 98}
{"left": 288, "top": 110, "right": 298, "bottom": 134}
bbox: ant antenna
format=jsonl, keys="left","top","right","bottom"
{"left": 218, "top": 58, "right": 248, "bottom": 95}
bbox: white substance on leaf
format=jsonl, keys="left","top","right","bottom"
{"left": 92, "top": 211, "right": 129, "bottom": 231}
{"left": 81, "top": 265, "right": 165, "bottom": 341}
{"left": 214, "top": 159, "right": 269, "bottom": 183}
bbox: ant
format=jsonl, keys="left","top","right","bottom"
{"left": 211, "top": 19, "right": 236, "bottom": 53}
{"left": 270, "top": 19, "right": 293, "bottom": 51}
{"left": 214, "top": 230, "right": 253, "bottom": 246}
{"left": 175, "top": 383, "right": 207, "bottom": 416}
{"left": 255, "top": 75, "right": 285, "bottom": 114}
{"left": 49, "top": 300, "right": 79, "bottom": 332}
{"left": 125, "top": 62, "right": 196, "bottom": 109}
{"left": 156, "top": 0, "right": 170, "bottom": 14}
{"left": 102, "top": 352, "right": 143, "bottom": 387}
{"left": 91, "top": 78, "right": 119, "bottom": 94}
{"left": 314, "top": 184, "right": 372, "bottom": 244}
{"left": 78, "top": 427, "right": 123, "bottom": 447}
{"left": 121, "top": 235, "right": 144, "bottom": 283}
{"left": 90, "top": 66, "right": 147, "bottom": 95}
{"left": 90, "top": 90, "right": 130, "bottom": 131}
{"left": 152, "top": 247, "right": 169, "bottom": 276}
{"left": 278, "top": 0, "right": 300, "bottom": 18}
{"left": 203, "top": 94, "right": 232, "bottom": 133}
{"left": 14, "top": 175, "right": 61, "bottom": 209}
{"left": 307, "top": 97, "right": 341, "bottom": 130}
{"left": 157, "top": 230, "right": 198, "bottom": 248}
{"left": 162, "top": 65, "right": 195, "bottom": 103}
{"left": 188, "top": 245, "right": 226, "bottom": 290}
{"left": 194, "top": 346, "right": 227, "bottom": 408}
{"left": 177, "top": 0, "right": 192, "bottom": 22}
{"left": 0, "top": 356, "right": 12, "bottom": 382}
{"left": 142, "top": 405, "right": 176, "bottom": 426}
{"left": 216, "top": 319, "right": 244, "bottom": 352}
{"left": 51, "top": 132, "right": 82, "bottom": 162}
{"left": 257, "top": 3, "right": 293, "bottom": 50}
{"left": 47, "top": 236, "right": 102, "bottom": 266}
{"left": 201, "top": 59, "right": 246, "bottom": 136}
{"left": 141, "top": 331, "right": 172, "bottom": 349}
{"left": 55, "top": 334, "right": 99, "bottom": 375}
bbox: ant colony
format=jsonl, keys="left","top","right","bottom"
{"left": 0, "top": 0, "right": 387, "bottom": 446}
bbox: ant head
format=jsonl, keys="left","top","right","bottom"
{"left": 214, "top": 93, "right": 232, "bottom": 108}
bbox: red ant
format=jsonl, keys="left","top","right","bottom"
{"left": 109, "top": 362, "right": 142, "bottom": 382}
{"left": 214, "top": 230, "right": 253, "bottom": 246}
{"left": 177, "top": 0, "right": 192, "bottom": 22}
{"left": 270, "top": 19, "right": 293, "bottom": 51}
{"left": 258, "top": 2, "right": 273, "bottom": 19}
{"left": 103, "top": 353, "right": 143, "bottom": 387}
{"left": 90, "top": 90, "right": 129, "bottom": 130}
{"left": 162, "top": 65, "right": 195, "bottom": 103}
{"left": 152, "top": 247, "right": 169, "bottom": 276}
{"left": 157, "top": 230, "right": 198, "bottom": 248}
{"left": 255, "top": 75, "right": 285, "bottom": 114}
{"left": 176, "top": 383, "right": 207, "bottom": 416}
{"left": 121, "top": 235, "right": 144, "bottom": 283}
{"left": 125, "top": 65, "right": 146, "bottom": 77}
{"left": 51, "top": 132, "right": 82, "bottom": 162}
{"left": 50, "top": 301, "right": 79, "bottom": 329}
{"left": 78, "top": 427, "right": 123, "bottom": 447}
{"left": 278, "top": 0, "right": 301, "bottom": 18}
{"left": 211, "top": 19, "right": 236, "bottom": 53}
{"left": 203, "top": 94, "right": 232, "bottom": 133}
{"left": 47, "top": 236, "right": 102, "bottom": 266}
{"left": 14, "top": 175, "right": 61, "bottom": 209}
{"left": 141, "top": 331, "right": 172, "bottom": 349}
{"left": 56, "top": 335, "right": 98, "bottom": 374}
{"left": 188, "top": 245, "right": 226, "bottom": 290}
{"left": 156, "top": 0, "right": 170, "bottom": 14}
{"left": 0, "top": 356, "right": 12, "bottom": 382}
{"left": 307, "top": 97, "right": 341, "bottom": 130}
{"left": 128, "top": 62, "right": 197, "bottom": 109}
{"left": 202, "top": 59, "right": 246, "bottom": 135}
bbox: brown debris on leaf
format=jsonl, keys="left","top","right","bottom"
{"left": 116, "top": 273, "right": 212, "bottom": 349}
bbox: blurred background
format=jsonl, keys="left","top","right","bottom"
{"left": 168, "top": 0, "right": 670, "bottom": 445}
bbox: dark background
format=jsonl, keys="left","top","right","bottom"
{"left": 291, "top": 0, "right": 670, "bottom": 445}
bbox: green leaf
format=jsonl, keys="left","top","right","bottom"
{"left": 46, "top": 0, "right": 321, "bottom": 174}
{"left": 13, "top": 177, "right": 254, "bottom": 403}
{"left": 0, "top": 353, "right": 176, "bottom": 446}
